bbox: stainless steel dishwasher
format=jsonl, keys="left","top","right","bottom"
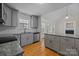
{"left": 33, "top": 32, "right": 40, "bottom": 42}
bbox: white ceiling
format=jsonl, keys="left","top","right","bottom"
{"left": 7, "top": 3, "right": 72, "bottom": 15}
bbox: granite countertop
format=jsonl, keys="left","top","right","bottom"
{"left": 0, "top": 36, "right": 17, "bottom": 44}
{"left": 45, "top": 33, "right": 79, "bottom": 39}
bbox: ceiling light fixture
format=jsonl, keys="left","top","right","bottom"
{"left": 65, "top": 16, "right": 69, "bottom": 19}
{"left": 65, "top": 7, "right": 69, "bottom": 19}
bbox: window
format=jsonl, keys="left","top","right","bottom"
{"left": 19, "top": 19, "right": 30, "bottom": 29}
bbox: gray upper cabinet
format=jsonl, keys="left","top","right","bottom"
{"left": 0, "top": 3, "right": 18, "bottom": 26}
{"left": 11, "top": 9, "right": 18, "bottom": 26}
{"left": 30, "top": 15, "right": 38, "bottom": 28}
{"left": 3, "top": 4, "right": 12, "bottom": 26}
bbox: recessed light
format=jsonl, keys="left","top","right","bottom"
{"left": 39, "top": 3, "right": 44, "bottom": 4}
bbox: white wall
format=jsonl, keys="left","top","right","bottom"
{"left": 41, "top": 4, "right": 79, "bottom": 38}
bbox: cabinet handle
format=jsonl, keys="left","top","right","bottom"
{"left": 49, "top": 40, "right": 52, "bottom": 43}
{"left": 72, "top": 46, "right": 74, "bottom": 49}
{"left": 64, "top": 39, "right": 68, "bottom": 41}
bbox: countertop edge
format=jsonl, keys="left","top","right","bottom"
{"left": 44, "top": 33, "right": 79, "bottom": 39}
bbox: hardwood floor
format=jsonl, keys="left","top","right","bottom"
{"left": 23, "top": 40, "right": 60, "bottom": 56}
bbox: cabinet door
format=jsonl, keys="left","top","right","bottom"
{"left": 3, "top": 4, "right": 11, "bottom": 26}
{"left": 33, "top": 16, "right": 38, "bottom": 28}
{"left": 45, "top": 35, "right": 48, "bottom": 40}
{"left": 21, "top": 34, "right": 33, "bottom": 47}
{"left": 45, "top": 37, "right": 51, "bottom": 48}
{"left": 26, "top": 33, "right": 33, "bottom": 44}
{"left": 75, "top": 39, "right": 79, "bottom": 55}
{"left": 45, "top": 35, "right": 60, "bottom": 51}
{"left": 11, "top": 9, "right": 18, "bottom": 26}
{"left": 30, "top": 16, "right": 38, "bottom": 28}
{"left": 21, "top": 34, "right": 27, "bottom": 46}
{"left": 50, "top": 36, "right": 60, "bottom": 51}
{"left": 60, "top": 37, "right": 74, "bottom": 55}
{"left": 45, "top": 35, "right": 52, "bottom": 48}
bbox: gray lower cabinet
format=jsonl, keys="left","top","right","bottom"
{"left": 21, "top": 33, "right": 33, "bottom": 47}
{"left": 60, "top": 37, "right": 75, "bottom": 55}
{"left": 20, "top": 34, "right": 25, "bottom": 46}
{"left": 75, "top": 39, "right": 79, "bottom": 55}
{"left": 44, "top": 34, "right": 79, "bottom": 56}
{"left": 51, "top": 36, "right": 60, "bottom": 51}
{"left": 45, "top": 37, "right": 52, "bottom": 49}
{"left": 21, "top": 34, "right": 27, "bottom": 46}
{"left": 14, "top": 34, "right": 21, "bottom": 46}
{"left": 45, "top": 35, "right": 60, "bottom": 52}
{"left": 45, "top": 35, "right": 51, "bottom": 48}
